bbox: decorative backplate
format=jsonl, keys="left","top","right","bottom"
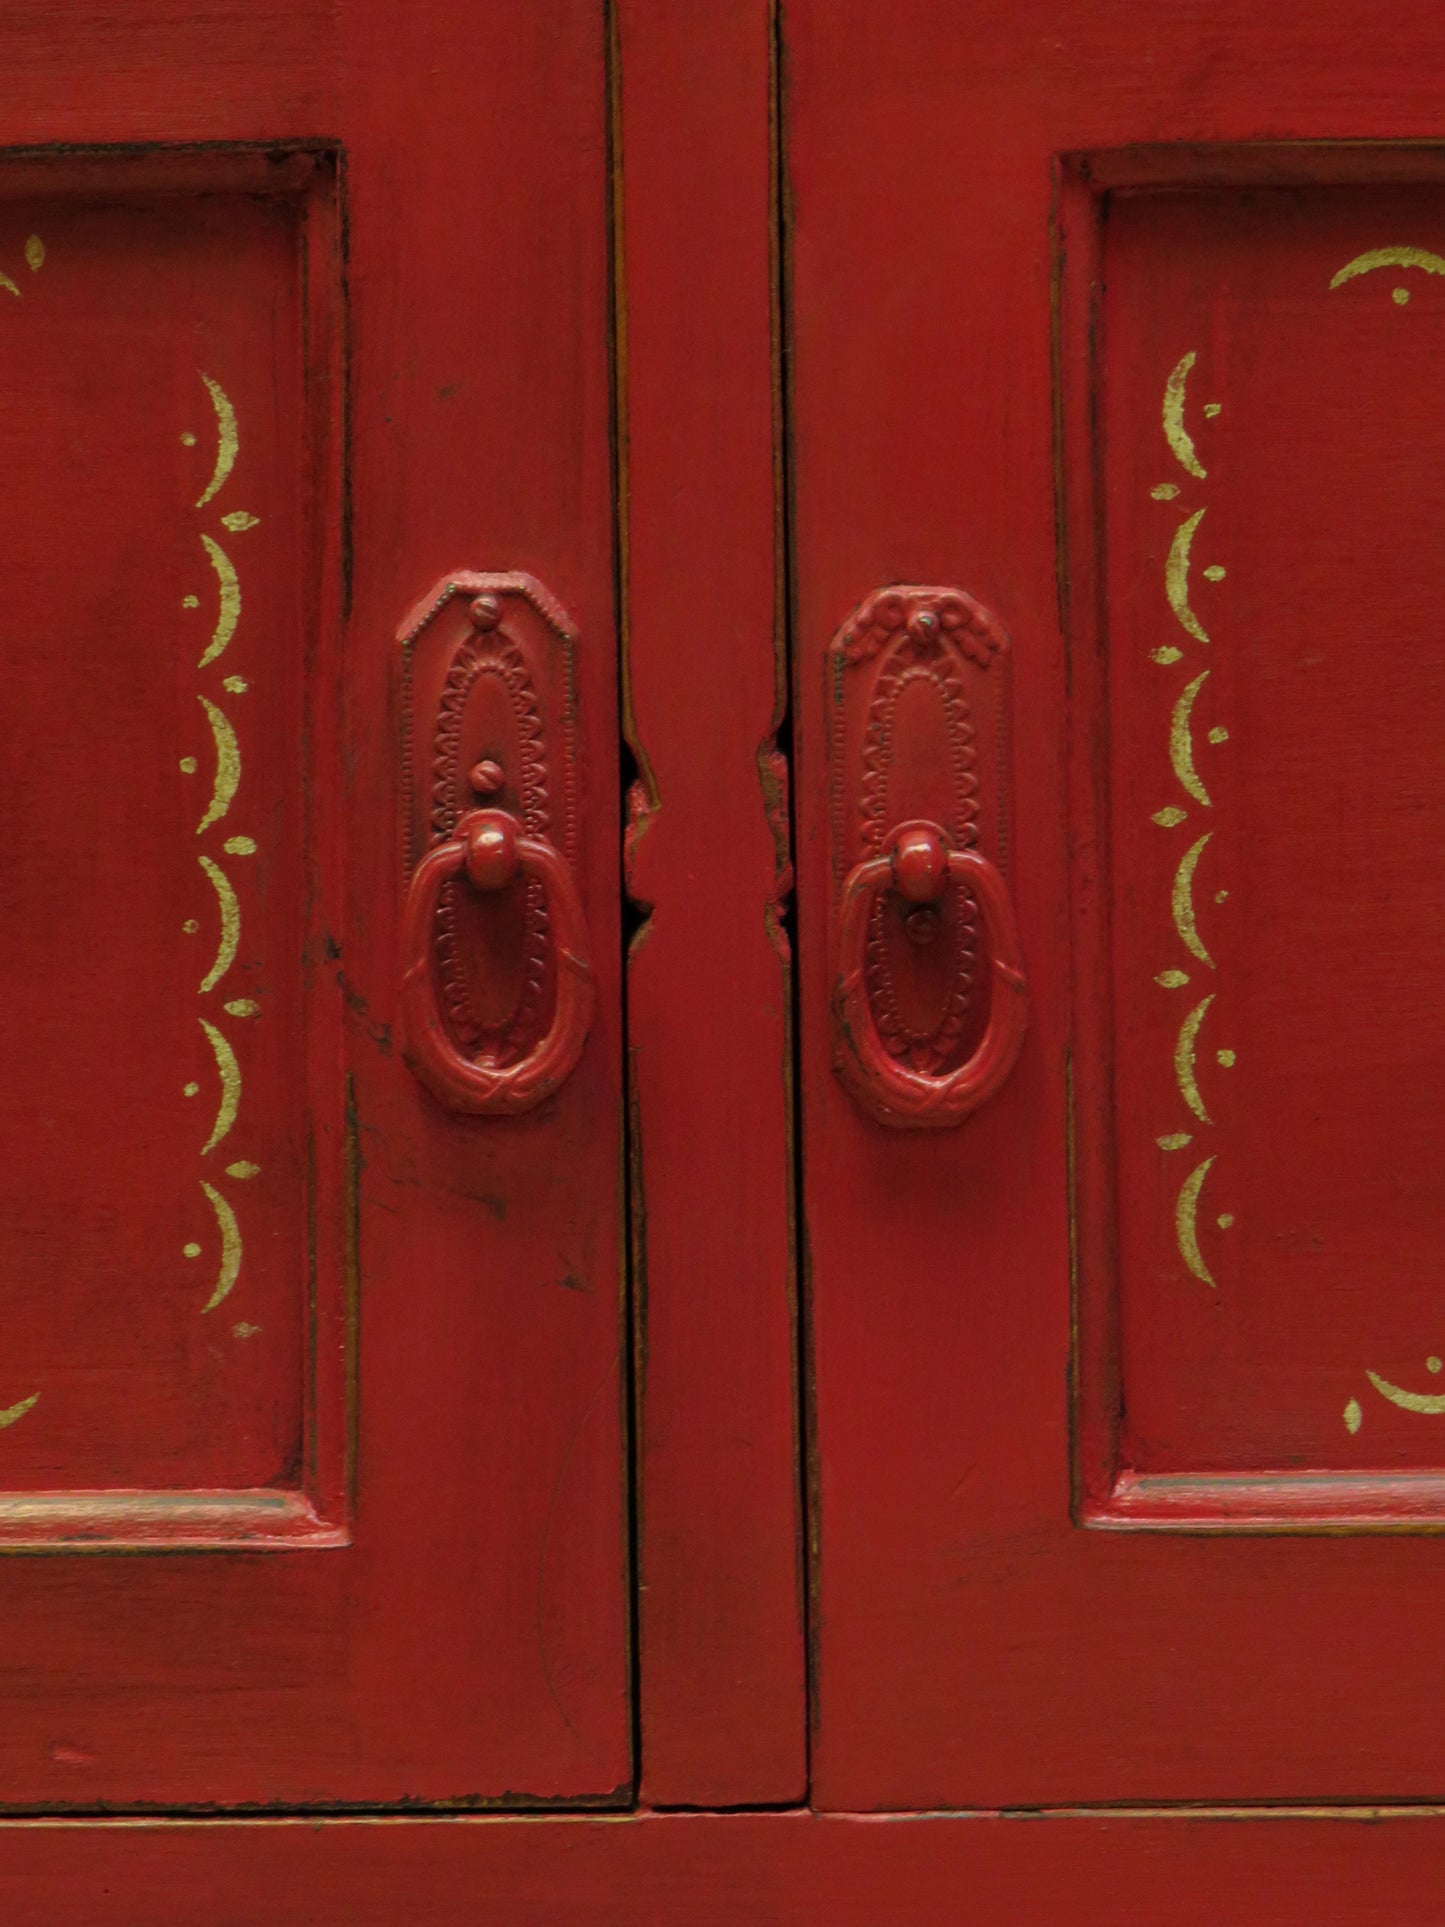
{"left": 829, "top": 584, "right": 1012, "bottom": 1083}
{"left": 400, "top": 572, "right": 580, "bottom": 1075}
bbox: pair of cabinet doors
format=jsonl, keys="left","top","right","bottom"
{"left": 4, "top": 0, "right": 1445, "bottom": 1916}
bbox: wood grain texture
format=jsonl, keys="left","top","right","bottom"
{"left": 616, "top": 0, "right": 807, "bottom": 1805}
{"left": 0, "top": 1812, "right": 1442, "bottom": 1923}
{"left": 0, "top": 0, "right": 628, "bottom": 1806}
{"left": 786, "top": 0, "right": 1445, "bottom": 1809}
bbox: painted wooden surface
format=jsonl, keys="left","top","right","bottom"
{"left": 786, "top": 0, "right": 1445, "bottom": 1809}
{"left": 0, "top": 1812, "right": 1443, "bottom": 1923}
{"left": 0, "top": 0, "right": 628, "bottom": 1805}
{"left": 616, "top": 0, "right": 807, "bottom": 1805}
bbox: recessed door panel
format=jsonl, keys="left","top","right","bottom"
{"left": 0, "top": 155, "right": 342, "bottom": 1543}
{"left": 1085, "top": 183, "right": 1445, "bottom": 1518}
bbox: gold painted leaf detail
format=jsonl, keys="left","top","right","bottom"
{"left": 199, "top": 1019, "right": 240, "bottom": 1156}
{"left": 199, "top": 1182, "right": 242, "bottom": 1313}
{"left": 1176, "top": 1155, "right": 1217, "bottom": 1288}
{"left": 1166, "top": 509, "right": 1210, "bottom": 646}
{"left": 1365, "top": 1369, "right": 1445, "bottom": 1417}
{"left": 1162, "top": 350, "right": 1206, "bottom": 478}
{"left": 198, "top": 856, "right": 240, "bottom": 994}
{"left": 196, "top": 372, "right": 238, "bottom": 507}
{"left": 1331, "top": 246, "right": 1445, "bottom": 290}
{"left": 1171, "top": 832, "right": 1215, "bottom": 969}
{"left": 198, "top": 535, "right": 240, "bottom": 668}
{"left": 197, "top": 697, "right": 239, "bottom": 834}
{"left": 1174, "top": 994, "right": 1214, "bottom": 1124}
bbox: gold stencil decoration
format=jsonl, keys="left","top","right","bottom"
{"left": 183, "top": 369, "right": 259, "bottom": 1319}
{"left": 1150, "top": 347, "right": 1234, "bottom": 1289}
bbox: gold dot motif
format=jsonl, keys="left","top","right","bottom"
{"left": 180, "top": 756, "right": 197, "bottom": 774}
{"left": 183, "top": 1242, "right": 201, "bottom": 1260}
{"left": 183, "top": 1081, "right": 199, "bottom": 1098}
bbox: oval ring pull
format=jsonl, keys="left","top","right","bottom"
{"left": 401, "top": 808, "right": 594, "bottom": 1115}
{"left": 833, "top": 821, "right": 1027, "bottom": 1128}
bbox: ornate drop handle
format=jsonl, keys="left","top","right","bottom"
{"left": 833, "top": 821, "right": 1027, "bottom": 1127}
{"left": 401, "top": 808, "right": 594, "bottom": 1114}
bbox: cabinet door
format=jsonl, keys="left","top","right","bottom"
{"left": 0, "top": 0, "right": 627, "bottom": 1807}
{"left": 787, "top": 0, "right": 1445, "bottom": 1806}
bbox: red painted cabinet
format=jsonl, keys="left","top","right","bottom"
{"left": 4, "top": 0, "right": 1445, "bottom": 1917}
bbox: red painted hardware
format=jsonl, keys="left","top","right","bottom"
{"left": 834, "top": 823, "right": 1027, "bottom": 1127}
{"left": 827, "top": 583, "right": 1020, "bottom": 1129}
{"left": 401, "top": 804, "right": 594, "bottom": 1114}
{"left": 399, "top": 569, "right": 593, "bottom": 1116}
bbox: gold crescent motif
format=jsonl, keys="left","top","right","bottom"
{"left": 1162, "top": 350, "right": 1206, "bottom": 478}
{"left": 1175, "top": 1155, "right": 1217, "bottom": 1288}
{"left": 1171, "top": 832, "right": 1214, "bottom": 969}
{"left": 198, "top": 535, "right": 240, "bottom": 668}
{"left": 196, "top": 695, "right": 240, "bottom": 833}
{"left": 1169, "top": 668, "right": 1213, "bottom": 807}
{"left": 1174, "top": 993, "right": 1215, "bottom": 1123}
{"left": 1166, "top": 509, "right": 1210, "bottom": 645}
{"left": 0, "top": 1392, "right": 38, "bottom": 1429}
{"left": 1365, "top": 1369, "right": 1445, "bottom": 1416}
{"left": 199, "top": 1017, "right": 240, "bottom": 1156}
{"left": 1331, "top": 246, "right": 1445, "bottom": 290}
{"left": 196, "top": 372, "right": 238, "bottom": 507}
{"left": 198, "top": 855, "right": 240, "bottom": 994}
{"left": 199, "top": 1181, "right": 242, "bottom": 1313}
